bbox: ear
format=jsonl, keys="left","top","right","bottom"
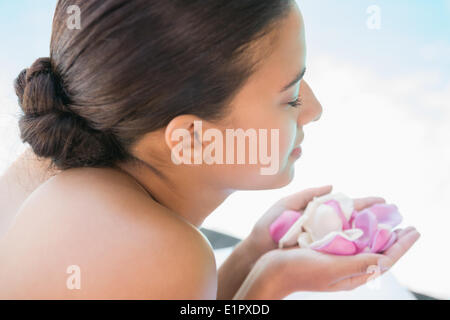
{"left": 165, "top": 116, "right": 212, "bottom": 164}
{"left": 165, "top": 115, "right": 204, "bottom": 149}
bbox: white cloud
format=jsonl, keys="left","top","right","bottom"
{"left": 419, "top": 42, "right": 450, "bottom": 64}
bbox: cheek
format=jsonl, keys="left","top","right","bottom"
{"left": 235, "top": 106, "right": 297, "bottom": 155}
{"left": 202, "top": 119, "right": 298, "bottom": 189}
{"left": 272, "top": 115, "right": 298, "bottom": 167}
{"left": 218, "top": 99, "right": 298, "bottom": 175}
{"left": 279, "top": 121, "right": 297, "bottom": 154}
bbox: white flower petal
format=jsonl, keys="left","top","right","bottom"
{"left": 303, "top": 203, "right": 343, "bottom": 241}
{"left": 308, "top": 228, "right": 364, "bottom": 248}
{"left": 278, "top": 193, "right": 356, "bottom": 249}
{"left": 297, "top": 232, "right": 313, "bottom": 248}
{"left": 278, "top": 213, "right": 309, "bottom": 248}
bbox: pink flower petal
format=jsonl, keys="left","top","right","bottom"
{"left": 310, "top": 230, "right": 362, "bottom": 255}
{"left": 348, "top": 210, "right": 358, "bottom": 226}
{"left": 370, "top": 227, "right": 393, "bottom": 253}
{"left": 269, "top": 210, "right": 302, "bottom": 243}
{"left": 378, "top": 230, "right": 398, "bottom": 252}
{"left": 352, "top": 209, "right": 378, "bottom": 251}
{"left": 324, "top": 199, "right": 351, "bottom": 230}
{"left": 368, "top": 204, "right": 402, "bottom": 228}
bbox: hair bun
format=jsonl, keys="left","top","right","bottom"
{"left": 15, "top": 57, "right": 68, "bottom": 116}
{"left": 26, "top": 57, "right": 52, "bottom": 82}
{"left": 14, "top": 57, "right": 126, "bottom": 169}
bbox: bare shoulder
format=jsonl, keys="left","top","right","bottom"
{"left": 0, "top": 167, "right": 217, "bottom": 299}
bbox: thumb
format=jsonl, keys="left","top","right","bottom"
{"left": 283, "top": 185, "right": 333, "bottom": 210}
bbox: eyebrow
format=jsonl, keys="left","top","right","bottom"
{"left": 280, "top": 67, "right": 306, "bottom": 92}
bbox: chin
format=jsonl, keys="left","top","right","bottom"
{"left": 273, "top": 163, "right": 296, "bottom": 188}
{"left": 224, "top": 160, "right": 296, "bottom": 190}
{"left": 254, "top": 161, "right": 296, "bottom": 190}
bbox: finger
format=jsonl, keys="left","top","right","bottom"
{"left": 353, "top": 197, "right": 386, "bottom": 211}
{"left": 329, "top": 228, "right": 419, "bottom": 283}
{"left": 326, "top": 252, "right": 384, "bottom": 290}
{"left": 393, "top": 226, "right": 416, "bottom": 239}
{"left": 327, "top": 227, "right": 420, "bottom": 291}
{"left": 378, "top": 227, "right": 421, "bottom": 269}
{"left": 330, "top": 252, "right": 383, "bottom": 280}
{"left": 283, "top": 185, "right": 333, "bottom": 210}
{"left": 327, "top": 267, "right": 383, "bottom": 292}
{"left": 386, "top": 227, "right": 410, "bottom": 245}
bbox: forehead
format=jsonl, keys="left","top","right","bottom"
{"left": 273, "top": 4, "right": 306, "bottom": 70}
{"left": 247, "top": 4, "right": 306, "bottom": 94}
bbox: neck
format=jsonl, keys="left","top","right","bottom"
{"left": 116, "top": 159, "right": 234, "bottom": 228}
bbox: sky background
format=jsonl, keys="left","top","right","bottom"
{"left": 0, "top": 0, "right": 449, "bottom": 299}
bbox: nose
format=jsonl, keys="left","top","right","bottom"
{"left": 297, "top": 80, "right": 323, "bottom": 126}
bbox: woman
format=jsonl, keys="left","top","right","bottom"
{"left": 0, "top": 0, "right": 420, "bottom": 299}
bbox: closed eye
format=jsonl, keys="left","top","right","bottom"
{"left": 288, "top": 97, "right": 303, "bottom": 108}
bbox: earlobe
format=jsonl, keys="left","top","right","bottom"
{"left": 164, "top": 115, "right": 207, "bottom": 165}
{"left": 165, "top": 115, "right": 194, "bottom": 150}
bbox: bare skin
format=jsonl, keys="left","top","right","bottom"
{"left": 0, "top": 148, "right": 58, "bottom": 238}
{"left": 0, "top": 167, "right": 217, "bottom": 299}
{"left": 0, "top": 2, "right": 420, "bottom": 299}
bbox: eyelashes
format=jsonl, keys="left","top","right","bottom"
{"left": 288, "top": 96, "right": 303, "bottom": 108}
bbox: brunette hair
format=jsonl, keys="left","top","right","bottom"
{"left": 14, "top": 0, "right": 292, "bottom": 170}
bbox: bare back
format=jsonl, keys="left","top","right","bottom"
{"left": 0, "top": 167, "right": 217, "bottom": 299}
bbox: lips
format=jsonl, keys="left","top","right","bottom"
{"left": 291, "top": 134, "right": 304, "bottom": 157}
{"left": 291, "top": 146, "right": 302, "bottom": 157}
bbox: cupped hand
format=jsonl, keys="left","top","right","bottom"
{"left": 248, "top": 185, "right": 387, "bottom": 255}
{"left": 258, "top": 226, "right": 420, "bottom": 297}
